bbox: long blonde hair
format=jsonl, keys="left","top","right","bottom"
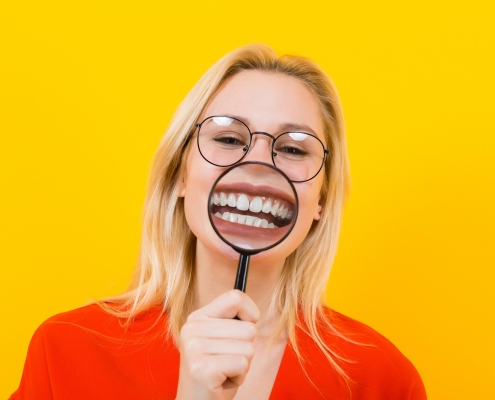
{"left": 104, "top": 44, "right": 352, "bottom": 381}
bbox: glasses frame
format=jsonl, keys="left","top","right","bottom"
{"left": 195, "top": 115, "right": 329, "bottom": 183}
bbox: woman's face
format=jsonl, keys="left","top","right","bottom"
{"left": 180, "top": 70, "right": 326, "bottom": 266}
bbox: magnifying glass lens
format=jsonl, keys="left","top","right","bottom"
{"left": 208, "top": 162, "right": 298, "bottom": 255}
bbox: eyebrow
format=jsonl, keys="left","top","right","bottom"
{"left": 227, "top": 115, "right": 318, "bottom": 136}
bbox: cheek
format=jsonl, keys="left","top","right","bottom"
{"left": 182, "top": 153, "right": 240, "bottom": 258}
{"left": 182, "top": 145, "right": 218, "bottom": 201}
{"left": 296, "top": 180, "right": 322, "bottom": 221}
{"left": 183, "top": 162, "right": 216, "bottom": 235}
{"left": 183, "top": 178, "right": 241, "bottom": 262}
{"left": 287, "top": 181, "right": 323, "bottom": 242}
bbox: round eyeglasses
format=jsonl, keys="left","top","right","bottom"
{"left": 195, "top": 116, "right": 328, "bottom": 182}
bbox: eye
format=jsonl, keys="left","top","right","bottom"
{"left": 279, "top": 145, "right": 308, "bottom": 156}
{"left": 274, "top": 132, "right": 318, "bottom": 160}
{"left": 275, "top": 141, "right": 310, "bottom": 158}
{"left": 215, "top": 136, "right": 241, "bottom": 146}
{"left": 213, "top": 132, "right": 248, "bottom": 148}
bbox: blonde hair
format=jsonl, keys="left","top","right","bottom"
{"left": 103, "top": 44, "right": 352, "bottom": 381}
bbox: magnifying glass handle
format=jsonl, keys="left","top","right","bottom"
{"left": 234, "top": 254, "right": 250, "bottom": 292}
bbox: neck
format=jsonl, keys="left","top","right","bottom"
{"left": 193, "top": 241, "right": 285, "bottom": 337}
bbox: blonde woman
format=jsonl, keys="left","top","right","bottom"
{"left": 11, "top": 45, "right": 426, "bottom": 400}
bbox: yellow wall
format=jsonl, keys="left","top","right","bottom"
{"left": 1, "top": 1, "right": 494, "bottom": 398}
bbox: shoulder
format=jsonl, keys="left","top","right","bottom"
{"left": 324, "top": 309, "right": 416, "bottom": 360}
{"left": 298, "top": 309, "right": 427, "bottom": 399}
{"left": 33, "top": 303, "right": 168, "bottom": 347}
{"left": 24, "top": 303, "right": 169, "bottom": 366}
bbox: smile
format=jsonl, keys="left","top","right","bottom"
{"left": 211, "top": 191, "right": 294, "bottom": 229}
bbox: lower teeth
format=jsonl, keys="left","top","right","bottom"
{"left": 215, "top": 212, "right": 276, "bottom": 229}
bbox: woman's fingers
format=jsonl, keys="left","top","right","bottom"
{"left": 184, "top": 337, "right": 255, "bottom": 358}
{"left": 188, "top": 289, "right": 260, "bottom": 323}
{"left": 182, "top": 319, "right": 256, "bottom": 341}
{"left": 191, "top": 354, "right": 251, "bottom": 388}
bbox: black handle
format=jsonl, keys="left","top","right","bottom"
{"left": 234, "top": 253, "right": 250, "bottom": 292}
{"left": 233, "top": 253, "right": 250, "bottom": 320}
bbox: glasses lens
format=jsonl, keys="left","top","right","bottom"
{"left": 198, "top": 116, "right": 251, "bottom": 166}
{"left": 273, "top": 132, "right": 325, "bottom": 182}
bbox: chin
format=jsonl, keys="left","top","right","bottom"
{"left": 199, "top": 236, "right": 243, "bottom": 263}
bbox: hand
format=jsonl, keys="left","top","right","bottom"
{"left": 175, "top": 290, "right": 260, "bottom": 400}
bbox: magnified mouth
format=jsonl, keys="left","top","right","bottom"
{"left": 210, "top": 185, "right": 295, "bottom": 229}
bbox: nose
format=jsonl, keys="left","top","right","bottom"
{"left": 243, "top": 131, "right": 275, "bottom": 165}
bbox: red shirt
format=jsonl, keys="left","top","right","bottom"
{"left": 11, "top": 304, "right": 426, "bottom": 399}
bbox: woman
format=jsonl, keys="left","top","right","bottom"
{"left": 11, "top": 45, "right": 426, "bottom": 399}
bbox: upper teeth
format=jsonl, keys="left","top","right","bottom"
{"left": 212, "top": 192, "right": 290, "bottom": 219}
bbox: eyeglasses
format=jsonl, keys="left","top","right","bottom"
{"left": 195, "top": 116, "right": 328, "bottom": 182}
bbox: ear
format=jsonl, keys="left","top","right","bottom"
{"left": 313, "top": 198, "right": 322, "bottom": 220}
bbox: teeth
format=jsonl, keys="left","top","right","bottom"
{"left": 281, "top": 207, "right": 288, "bottom": 219}
{"left": 220, "top": 192, "right": 228, "bottom": 206}
{"left": 236, "top": 194, "right": 249, "bottom": 211}
{"left": 262, "top": 199, "right": 271, "bottom": 213}
{"left": 227, "top": 193, "right": 236, "bottom": 207}
{"left": 270, "top": 201, "right": 280, "bottom": 216}
{"left": 249, "top": 196, "right": 263, "bottom": 213}
{"left": 213, "top": 192, "right": 293, "bottom": 225}
{"left": 213, "top": 211, "right": 274, "bottom": 229}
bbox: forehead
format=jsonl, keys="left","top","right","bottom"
{"left": 202, "top": 70, "right": 324, "bottom": 139}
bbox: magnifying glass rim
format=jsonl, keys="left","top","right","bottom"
{"left": 207, "top": 161, "right": 299, "bottom": 255}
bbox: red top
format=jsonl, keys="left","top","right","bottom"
{"left": 11, "top": 304, "right": 426, "bottom": 399}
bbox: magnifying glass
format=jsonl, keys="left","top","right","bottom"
{"left": 208, "top": 161, "right": 299, "bottom": 292}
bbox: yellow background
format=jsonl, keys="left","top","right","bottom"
{"left": 1, "top": 1, "right": 494, "bottom": 398}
